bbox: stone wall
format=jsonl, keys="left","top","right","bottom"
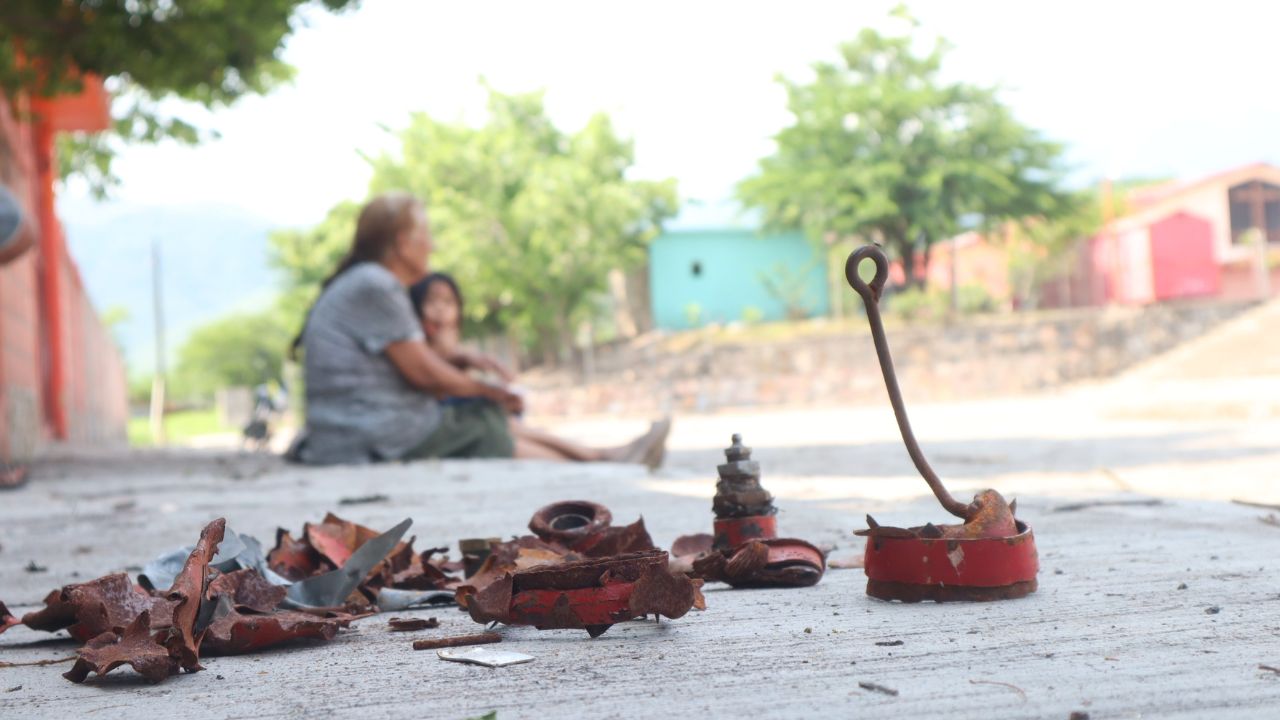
{"left": 520, "top": 299, "right": 1256, "bottom": 418}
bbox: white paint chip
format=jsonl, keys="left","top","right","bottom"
{"left": 438, "top": 647, "right": 535, "bottom": 668}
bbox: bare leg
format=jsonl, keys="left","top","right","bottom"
{"left": 509, "top": 419, "right": 611, "bottom": 462}
{"left": 513, "top": 435, "right": 574, "bottom": 461}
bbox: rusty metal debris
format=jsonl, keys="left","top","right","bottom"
{"left": 412, "top": 632, "right": 502, "bottom": 650}
{"left": 528, "top": 500, "right": 656, "bottom": 557}
{"left": 202, "top": 596, "right": 355, "bottom": 655}
{"left": 437, "top": 646, "right": 533, "bottom": 667}
{"left": 712, "top": 435, "right": 778, "bottom": 549}
{"left": 845, "top": 245, "right": 1039, "bottom": 602}
{"left": 8, "top": 516, "right": 406, "bottom": 685}
{"left": 8, "top": 498, "right": 716, "bottom": 685}
{"left": 16, "top": 572, "right": 173, "bottom": 642}
{"left": 692, "top": 538, "right": 826, "bottom": 588}
{"left": 63, "top": 611, "right": 175, "bottom": 684}
{"left": 459, "top": 537, "right": 500, "bottom": 578}
{"left": 283, "top": 518, "right": 412, "bottom": 609}
{"left": 456, "top": 550, "right": 704, "bottom": 638}
{"left": 388, "top": 617, "right": 439, "bottom": 631}
{"left": 673, "top": 434, "right": 827, "bottom": 589}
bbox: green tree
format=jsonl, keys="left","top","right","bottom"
{"left": 269, "top": 200, "right": 361, "bottom": 333}
{"left": 172, "top": 310, "right": 290, "bottom": 399}
{"left": 0, "top": 0, "right": 360, "bottom": 196}
{"left": 362, "top": 86, "right": 677, "bottom": 363}
{"left": 738, "top": 7, "right": 1072, "bottom": 289}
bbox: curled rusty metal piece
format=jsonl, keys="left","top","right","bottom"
{"left": 529, "top": 500, "right": 612, "bottom": 544}
{"left": 692, "top": 538, "right": 826, "bottom": 589}
{"left": 528, "top": 500, "right": 656, "bottom": 557}
{"left": 456, "top": 550, "right": 704, "bottom": 638}
{"left": 845, "top": 244, "right": 1039, "bottom": 602}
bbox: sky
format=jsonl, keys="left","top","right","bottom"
{"left": 58, "top": 0, "right": 1280, "bottom": 230}
{"left": 52, "top": 0, "right": 1280, "bottom": 371}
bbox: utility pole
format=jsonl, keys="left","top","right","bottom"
{"left": 149, "top": 237, "right": 167, "bottom": 445}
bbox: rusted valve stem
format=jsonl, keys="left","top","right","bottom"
{"left": 845, "top": 245, "right": 969, "bottom": 520}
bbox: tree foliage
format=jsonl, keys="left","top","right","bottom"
{"left": 0, "top": 0, "right": 360, "bottom": 196}
{"left": 172, "top": 310, "right": 290, "bottom": 399}
{"left": 738, "top": 7, "right": 1073, "bottom": 287}
{"left": 308, "top": 86, "right": 676, "bottom": 362}
{"left": 269, "top": 200, "right": 361, "bottom": 333}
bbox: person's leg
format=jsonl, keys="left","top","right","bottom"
{"left": 513, "top": 435, "right": 574, "bottom": 460}
{"left": 508, "top": 417, "right": 672, "bottom": 467}
{"left": 508, "top": 420, "right": 610, "bottom": 461}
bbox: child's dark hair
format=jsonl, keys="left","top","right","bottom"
{"left": 408, "top": 272, "right": 464, "bottom": 323}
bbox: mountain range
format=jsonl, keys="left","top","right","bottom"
{"left": 60, "top": 199, "right": 283, "bottom": 374}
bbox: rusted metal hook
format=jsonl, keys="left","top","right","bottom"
{"left": 845, "top": 245, "right": 969, "bottom": 520}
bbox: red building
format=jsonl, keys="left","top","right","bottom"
{"left": 935, "top": 163, "right": 1280, "bottom": 309}
{"left": 1, "top": 77, "right": 128, "bottom": 479}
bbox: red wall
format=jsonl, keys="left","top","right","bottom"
{"left": 1, "top": 93, "right": 127, "bottom": 469}
{"left": 1149, "top": 212, "right": 1220, "bottom": 301}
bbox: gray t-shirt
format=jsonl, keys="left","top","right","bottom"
{"left": 299, "top": 262, "right": 439, "bottom": 464}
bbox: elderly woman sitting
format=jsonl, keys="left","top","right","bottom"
{"left": 290, "top": 192, "right": 668, "bottom": 466}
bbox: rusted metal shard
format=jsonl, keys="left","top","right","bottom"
{"left": 200, "top": 596, "right": 354, "bottom": 655}
{"left": 692, "top": 539, "right": 826, "bottom": 588}
{"left": 20, "top": 573, "right": 173, "bottom": 642}
{"left": 208, "top": 569, "right": 287, "bottom": 614}
{"left": 460, "top": 536, "right": 576, "bottom": 600}
{"left": 412, "top": 632, "right": 502, "bottom": 650}
{"left": 162, "top": 517, "right": 226, "bottom": 673}
{"left": 387, "top": 547, "right": 452, "bottom": 591}
{"left": 268, "top": 529, "right": 320, "bottom": 582}
{"left": 63, "top": 611, "right": 176, "bottom": 684}
{"left": 844, "top": 245, "right": 1039, "bottom": 601}
{"left": 457, "top": 550, "right": 704, "bottom": 637}
{"left": 580, "top": 518, "right": 657, "bottom": 558}
{"left": 388, "top": 617, "right": 439, "bottom": 631}
{"left": 283, "top": 518, "right": 412, "bottom": 610}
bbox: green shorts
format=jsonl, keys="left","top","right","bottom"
{"left": 405, "top": 400, "right": 514, "bottom": 460}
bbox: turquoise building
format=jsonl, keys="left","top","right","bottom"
{"left": 648, "top": 229, "right": 830, "bottom": 330}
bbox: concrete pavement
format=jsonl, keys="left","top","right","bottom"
{"left": 2, "top": 382, "right": 1280, "bottom": 719}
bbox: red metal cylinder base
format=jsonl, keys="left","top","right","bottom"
{"left": 863, "top": 522, "right": 1039, "bottom": 602}
{"left": 713, "top": 515, "right": 777, "bottom": 549}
